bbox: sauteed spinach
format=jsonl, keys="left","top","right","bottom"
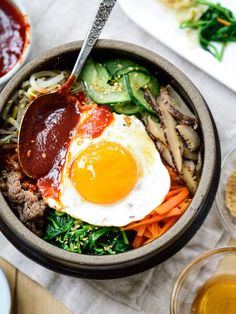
{"left": 180, "top": 0, "right": 236, "bottom": 61}
{"left": 44, "top": 211, "right": 131, "bottom": 255}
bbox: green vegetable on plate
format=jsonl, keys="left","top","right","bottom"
{"left": 180, "top": 0, "right": 236, "bottom": 61}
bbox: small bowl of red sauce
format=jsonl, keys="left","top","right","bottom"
{"left": 0, "top": 0, "right": 31, "bottom": 87}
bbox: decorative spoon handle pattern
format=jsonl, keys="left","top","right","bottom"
{"left": 71, "top": 0, "right": 117, "bottom": 77}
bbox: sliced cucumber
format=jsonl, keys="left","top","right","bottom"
{"left": 128, "top": 71, "right": 151, "bottom": 89}
{"left": 81, "top": 59, "right": 131, "bottom": 104}
{"left": 103, "top": 59, "right": 149, "bottom": 78}
{"left": 103, "top": 59, "right": 138, "bottom": 75}
{"left": 147, "top": 75, "right": 160, "bottom": 98}
{"left": 125, "top": 72, "right": 160, "bottom": 113}
{"left": 81, "top": 58, "right": 160, "bottom": 115}
{"left": 112, "top": 102, "right": 140, "bottom": 115}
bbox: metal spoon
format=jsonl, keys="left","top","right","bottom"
{"left": 18, "top": 0, "right": 117, "bottom": 179}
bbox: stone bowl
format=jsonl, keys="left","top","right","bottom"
{"left": 0, "top": 40, "right": 221, "bottom": 279}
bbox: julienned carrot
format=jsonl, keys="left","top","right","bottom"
{"left": 137, "top": 224, "right": 146, "bottom": 237}
{"left": 147, "top": 224, "right": 154, "bottom": 237}
{"left": 144, "top": 228, "right": 153, "bottom": 239}
{"left": 122, "top": 199, "right": 190, "bottom": 231}
{"left": 151, "top": 222, "right": 159, "bottom": 238}
{"left": 155, "top": 188, "right": 189, "bottom": 215}
{"left": 122, "top": 169, "right": 192, "bottom": 249}
{"left": 165, "top": 187, "right": 187, "bottom": 200}
{"left": 133, "top": 235, "right": 142, "bottom": 249}
{"left": 133, "top": 217, "right": 179, "bottom": 247}
{"left": 122, "top": 214, "right": 165, "bottom": 231}
{"left": 158, "top": 217, "right": 179, "bottom": 237}
{"left": 217, "top": 18, "right": 231, "bottom": 26}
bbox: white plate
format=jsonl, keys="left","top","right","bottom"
{"left": 118, "top": 0, "right": 236, "bottom": 92}
{"left": 0, "top": 268, "right": 11, "bottom": 314}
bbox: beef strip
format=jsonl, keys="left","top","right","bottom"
{"left": 0, "top": 168, "right": 47, "bottom": 236}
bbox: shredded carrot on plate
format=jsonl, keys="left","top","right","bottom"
{"left": 217, "top": 18, "right": 231, "bottom": 26}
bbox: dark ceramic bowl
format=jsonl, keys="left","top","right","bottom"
{"left": 0, "top": 40, "right": 221, "bottom": 279}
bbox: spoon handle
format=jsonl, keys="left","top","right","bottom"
{"left": 71, "top": 0, "right": 117, "bottom": 78}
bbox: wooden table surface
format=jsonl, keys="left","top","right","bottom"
{"left": 0, "top": 258, "right": 71, "bottom": 314}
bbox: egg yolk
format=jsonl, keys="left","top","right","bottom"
{"left": 70, "top": 141, "right": 138, "bottom": 204}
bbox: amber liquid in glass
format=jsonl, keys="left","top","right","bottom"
{"left": 191, "top": 274, "right": 236, "bottom": 314}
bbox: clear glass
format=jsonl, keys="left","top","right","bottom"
{"left": 170, "top": 247, "right": 236, "bottom": 314}
{"left": 216, "top": 144, "right": 236, "bottom": 238}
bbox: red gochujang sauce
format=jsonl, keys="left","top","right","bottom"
{"left": 0, "top": 0, "right": 28, "bottom": 77}
{"left": 37, "top": 102, "right": 114, "bottom": 201}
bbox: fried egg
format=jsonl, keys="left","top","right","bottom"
{"left": 40, "top": 105, "right": 170, "bottom": 227}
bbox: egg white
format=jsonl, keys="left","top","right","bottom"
{"left": 44, "top": 113, "right": 171, "bottom": 227}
